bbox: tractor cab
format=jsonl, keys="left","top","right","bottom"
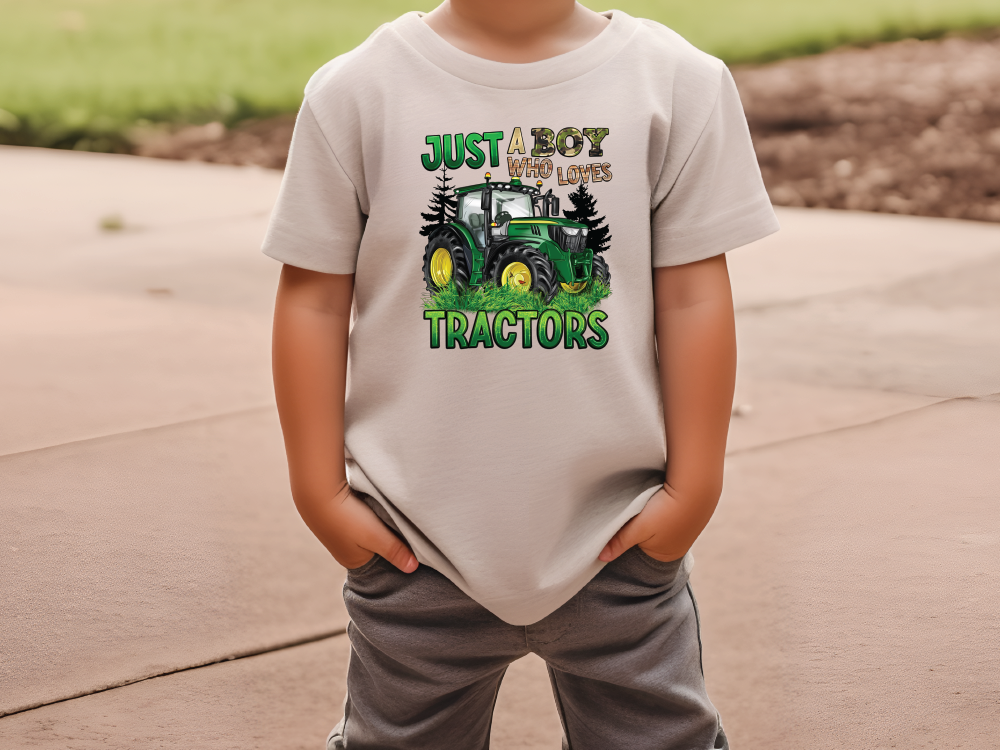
{"left": 453, "top": 175, "right": 561, "bottom": 248}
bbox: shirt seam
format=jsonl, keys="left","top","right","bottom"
{"left": 300, "top": 96, "right": 365, "bottom": 207}
{"left": 649, "top": 64, "right": 726, "bottom": 212}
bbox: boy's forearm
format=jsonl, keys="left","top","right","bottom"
{"left": 655, "top": 255, "right": 736, "bottom": 521}
{"left": 600, "top": 255, "right": 736, "bottom": 563}
{"left": 271, "top": 266, "right": 353, "bottom": 514}
{"left": 271, "top": 265, "right": 417, "bottom": 573}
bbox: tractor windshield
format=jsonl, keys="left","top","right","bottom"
{"left": 491, "top": 190, "right": 532, "bottom": 222}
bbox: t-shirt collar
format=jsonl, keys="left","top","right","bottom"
{"left": 391, "top": 9, "right": 639, "bottom": 90}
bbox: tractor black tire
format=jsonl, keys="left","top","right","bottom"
{"left": 591, "top": 254, "right": 611, "bottom": 288}
{"left": 490, "top": 244, "right": 558, "bottom": 304}
{"left": 423, "top": 229, "right": 471, "bottom": 294}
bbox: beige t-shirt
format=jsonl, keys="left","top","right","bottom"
{"left": 262, "top": 9, "right": 779, "bottom": 625}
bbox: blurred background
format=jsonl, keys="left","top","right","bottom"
{"left": 2, "top": 0, "right": 1000, "bottom": 219}
{"left": 1, "top": 2, "right": 998, "bottom": 749}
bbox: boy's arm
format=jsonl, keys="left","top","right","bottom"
{"left": 272, "top": 264, "right": 418, "bottom": 573}
{"left": 600, "top": 254, "right": 736, "bottom": 562}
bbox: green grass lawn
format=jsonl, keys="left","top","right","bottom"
{"left": 425, "top": 280, "right": 612, "bottom": 314}
{"left": 2, "top": 0, "right": 999, "bottom": 150}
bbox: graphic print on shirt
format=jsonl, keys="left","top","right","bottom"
{"left": 419, "top": 127, "right": 613, "bottom": 350}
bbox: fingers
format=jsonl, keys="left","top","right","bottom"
{"left": 599, "top": 515, "right": 645, "bottom": 562}
{"left": 598, "top": 534, "right": 626, "bottom": 562}
{"left": 367, "top": 524, "right": 419, "bottom": 573}
{"left": 331, "top": 492, "right": 418, "bottom": 573}
{"left": 599, "top": 488, "right": 699, "bottom": 563}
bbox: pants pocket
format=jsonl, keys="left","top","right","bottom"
{"left": 345, "top": 553, "right": 383, "bottom": 578}
{"left": 600, "top": 545, "right": 691, "bottom": 599}
{"left": 634, "top": 545, "right": 686, "bottom": 569}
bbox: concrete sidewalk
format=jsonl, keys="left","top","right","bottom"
{"left": 1, "top": 146, "right": 998, "bottom": 749}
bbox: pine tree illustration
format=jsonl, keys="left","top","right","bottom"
{"left": 420, "top": 166, "right": 458, "bottom": 236}
{"left": 563, "top": 183, "right": 611, "bottom": 254}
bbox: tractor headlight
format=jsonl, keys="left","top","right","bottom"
{"left": 562, "top": 227, "right": 582, "bottom": 236}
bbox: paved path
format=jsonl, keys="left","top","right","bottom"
{"left": 1, "top": 146, "right": 997, "bottom": 748}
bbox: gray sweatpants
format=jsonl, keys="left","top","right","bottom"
{"left": 328, "top": 546, "right": 729, "bottom": 750}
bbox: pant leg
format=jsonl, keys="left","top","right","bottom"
{"left": 532, "top": 546, "right": 728, "bottom": 750}
{"left": 333, "top": 555, "right": 528, "bottom": 750}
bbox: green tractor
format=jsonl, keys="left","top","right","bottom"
{"left": 422, "top": 173, "right": 610, "bottom": 303}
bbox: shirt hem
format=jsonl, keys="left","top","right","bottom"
{"left": 350, "top": 463, "right": 667, "bottom": 626}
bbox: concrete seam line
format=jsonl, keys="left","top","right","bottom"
{"left": 0, "top": 627, "right": 348, "bottom": 719}
{"left": 0, "top": 403, "right": 276, "bottom": 462}
{"left": 724, "top": 393, "right": 993, "bottom": 458}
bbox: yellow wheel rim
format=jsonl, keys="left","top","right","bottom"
{"left": 430, "top": 247, "right": 453, "bottom": 287}
{"left": 560, "top": 281, "right": 587, "bottom": 294}
{"left": 500, "top": 261, "right": 532, "bottom": 289}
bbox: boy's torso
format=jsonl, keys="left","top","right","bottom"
{"left": 262, "top": 10, "right": 775, "bottom": 625}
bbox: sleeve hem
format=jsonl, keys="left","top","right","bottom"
{"left": 651, "top": 196, "right": 780, "bottom": 267}
{"left": 261, "top": 236, "right": 359, "bottom": 275}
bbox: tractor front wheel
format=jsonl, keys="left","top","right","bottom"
{"left": 423, "top": 230, "right": 471, "bottom": 294}
{"left": 560, "top": 255, "right": 610, "bottom": 295}
{"left": 491, "top": 245, "right": 557, "bottom": 303}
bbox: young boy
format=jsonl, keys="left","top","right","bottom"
{"left": 264, "top": 1, "right": 778, "bottom": 748}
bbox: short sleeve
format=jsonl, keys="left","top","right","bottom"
{"left": 650, "top": 66, "right": 779, "bottom": 267}
{"left": 260, "top": 99, "right": 366, "bottom": 274}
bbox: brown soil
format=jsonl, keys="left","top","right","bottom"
{"left": 736, "top": 31, "right": 1000, "bottom": 222}
{"left": 135, "top": 32, "right": 1000, "bottom": 222}
{"left": 132, "top": 115, "right": 296, "bottom": 170}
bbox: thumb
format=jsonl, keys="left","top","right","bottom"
{"left": 599, "top": 515, "right": 645, "bottom": 562}
{"left": 369, "top": 526, "right": 419, "bottom": 573}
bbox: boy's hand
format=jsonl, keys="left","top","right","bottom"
{"left": 598, "top": 485, "right": 708, "bottom": 563}
{"left": 302, "top": 483, "right": 419, "bottom": 573}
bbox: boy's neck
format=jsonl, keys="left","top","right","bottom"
{"left": 421, "top": 0, "right": 610, "bottom": 64}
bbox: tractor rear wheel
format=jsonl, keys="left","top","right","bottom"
{"left": 423, "top": 230, "right": 471, "bottom": 294}
{"left": 591, "top": 254, "right": 610, "bottom": 288}
{"left": 491, "top": 244, "right": 557, "bottom": 304}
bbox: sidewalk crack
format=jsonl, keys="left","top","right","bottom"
{"left": 0, "top": 627, "right": 347, "bottom": 719}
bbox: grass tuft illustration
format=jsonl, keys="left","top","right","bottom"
{"left": 424, "top": 281, "right": 611, "bottom": 313}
